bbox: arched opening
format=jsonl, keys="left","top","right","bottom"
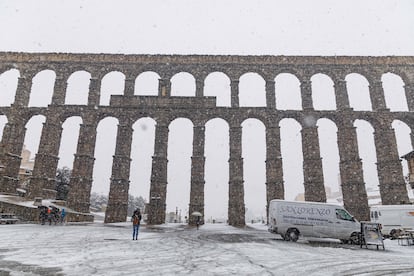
{"left": 28, "top": 70, "right": 56, "bottom": 107}
{"left": 0, "top": 69, "right": 19, "bottom": 107}
{"left": 311, "top": 74, "right": 336, "bottom": 110}
{"left": 100, "top": 71, "right": 125, "bottom": 106}
{"left": 170, "top": 72, "right": 196, "bottom": 97}
{"left": 23, "top": 115, "right": 46, "bottom": 170}
{"left": 242, "top": 118, "right": 266, "bottom": 223}
{"left": 204, "top": 72, "right": 231, "bottom": 107}
{"left": 346, "top": 73, "right": 372, "bottom": 111}
{"left": 354, "top": 119, "right": 379, "bottom": 202}
{"left": 57, "top": 117, "right": 82, "bottom": 169}
{"left": 279, "top": 118, "right": 304, "bottom": 200}
{"left": 239, "top": 73, "right": 266, "bottom": 107}
{"left": 0, "top": 115, "right": 7, "bottom": 141}
{"left": 134, "top": 71, "right": 160, "bottom": 96}
{"left": 316, "top": 118, "right": 341, "bottom": 201}
{"left": 205, "top": 118, "right": 229, "bottom": 223}
{"left": 392, "top": 120, "right": 413, "bottom": 197}
{"left": 130, "top": 117, "right": 156, "bottom": 204}
{"left": 91, "top": 117, "right": 118, "bottom": 196}
{"left": 275, "top": 73, "right": 302, "bottom": 110}
{"left": 65, "top": 71, "right": 90, "bottom": 105}
{"left": 167, "top": 118, "right": 193, "bottom": 221}
{"left": 382, "top": 73, "right": 408, "bottom": 111}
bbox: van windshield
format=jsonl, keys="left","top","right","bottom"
{"left": 335, "top": 209, "right": 354, "bottom": 221}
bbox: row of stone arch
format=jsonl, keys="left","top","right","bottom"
{"left": 0, "top": 67, "right": 411, "bottom": 111}
{"left": 1, "top": 53, "right": 414, "bottom": 226}
{"left": 1, "top": 108, "right": 412, "bottom": 225}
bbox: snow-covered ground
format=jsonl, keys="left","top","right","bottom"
{"left": 0, "top": 222, "right": 413, "bottom": 276}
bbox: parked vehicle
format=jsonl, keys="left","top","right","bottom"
{"left": 0, "top": 213, "right": 19, "bottom": 224}
{"left": 370, "top": 204, "right": 414, "bottom": 239}
{"left": 268, "top": 200, "right": 361, "bottom": 243}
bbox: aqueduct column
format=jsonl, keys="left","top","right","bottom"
{"left": 337, "top": 114, "right": 369, "bottom": 221}
{"left": 373, "top": 117, "right": 410, "bottom": 204}
{"left": 51, "top": 69, "right": 68, "bottom": 105}
{"left": 147, "top": 119, "right": 169, "bottom": 224}
{"left": 188, "top": 124, "right": 206, "bottom": 225}
{"left": 158, "top": 79, "right": 171, "bottom": 97}
{"left": 66, "top": 120, "right": 98, "bottom": 213}
{"left": 27, "top": 117, "right": 63, "bottom": 199}
{"left": 13, "top": 68, "right": 35, "bottom": 107}
{"left": 0, "top": 117, "right": 26, "bottom": 194}
{"left": 333, "top": 76, "right": 350, "bottom": 110}
{"left": 301, "top": 118, "right": 326, "bottom": 202}
{"left": 105, "top": 119, "right": 134, "bottom": 223}
{"left": 230, "top": 79, "right": 239, "bottom": 108}
{"left": 300, "top": 79, "right": 314, "bottom": 110}
{"left": 228, "top": 123, "right": 245, "bottom": 227}
{"left": 87, "top": 76, "right": 101, "bottom": 106}
{"left": 265, "top": 80, "right": 276, "bottom": 109}
{"left": 265, "top": 123, "right": 284, "bottom": 216}
{"left": 369, "top": 78, "right": 387, "bottom": 110}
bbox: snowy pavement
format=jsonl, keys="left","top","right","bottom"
{"left": 0, "top": 222, "right": 413, "bottom": 276}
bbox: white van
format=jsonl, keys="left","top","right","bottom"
{"left": 268, "top": 200, "right": 361, "bottom": 243}
{"left": 370, "top": 205, "right": 414, "bottom": 238}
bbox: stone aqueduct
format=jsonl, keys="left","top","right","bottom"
{"left": 0, "top": 52, "right": 414, "bottom": 226}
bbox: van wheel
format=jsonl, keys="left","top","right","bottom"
{"left": 349, "top": 232, "right": 361, "bottom": 245}
{"left": 389, "top": 229, "right": 400, "bottom": 240}
{"left": 286, "top": 229, "right": 299, "bottom": 242}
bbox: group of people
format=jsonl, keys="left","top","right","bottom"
{"left": 38, "top": 206, "right": 66, "bottom": 225}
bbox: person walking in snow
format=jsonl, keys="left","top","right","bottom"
{"left": 60, "top": 208, "right": 66, "bottom": 224}
{"left": 131, "top": 208, "right": 142, "bottom": 240}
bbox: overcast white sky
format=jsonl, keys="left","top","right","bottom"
{"left": 1, "top": 0, "right": 414, "bottom": 219}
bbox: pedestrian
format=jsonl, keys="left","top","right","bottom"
{"left": 47, "top": 207, "right": 52, "bottom": 225}
{"left": 60, "top": 208, "right": 66, "bottom": 224}
{"left": 131, "top": 208, "right": 142, "bottom": 240}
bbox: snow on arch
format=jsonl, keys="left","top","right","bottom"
{"left": 92, "top": 116, "right": 119, "bottom": 196}
{"left": 275, "top": 73, "right": 302, "bottom": 110}
{"left": 166, "top": 117, "right": 194, "bottom": 217}
{"left": 204, "top": 117, "right": 229, "bottom": 221}
{"left": 241, "top": 118, "right": 266, "bottom": 221}
{"left": 0, "top": 115, "right": 7, "bottom": 141}
{"left": 134, "top": 71, "right": 160, "bottom": 96}
{"left": 170, "top": 72, "right": 196, "bottom": 97}
{"left": 28, "top": 69, "right": 56, "bottom": 107}
{"left": 279, "top": 118, "right": 304, "bottom": 200}
{"left": 346, "top": 73, "right": 372, "bottom": 111}
{"left": 382, "top": 72, "right": 408, "bottom": 111}
{"left": 0, "top": 68, "right": 19, "bottom": 107}
{"left": 311, "top": 73, "right": 336, "bottom": 111}
{"left": 65, "top": 70, "right": 91, "bottom": 105}
{"left": 316, "top": 118, "right": 341, "bottom": 200}
{"left": 392, "top": 119, "right": 413, "bottom": 181}
{"left": 353, "top": 119, "right": 379, "bottom": 193}
{"left": 204, "top": 72, "right": 231, "bottom": 107}
{"left": 57, "top": 116, "right": 83, "bottom": 170}
{"left": 130, "top": 117, "right": 156, "bottom": 200}
{"left": 239, "top": 72, "right": 266, "bottom": 107}
{"left": 100, "top": 71, "right": 125, "bottom": 106}
{"left": 23, "top": 115, "right": 46, "bottom": 163}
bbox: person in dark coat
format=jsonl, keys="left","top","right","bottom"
{"left": 131, "top": 208, "right": 142, "bottom": 240}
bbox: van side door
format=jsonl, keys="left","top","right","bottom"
{"left": 335, "top": 208, "right": 358, "bottom": 239}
